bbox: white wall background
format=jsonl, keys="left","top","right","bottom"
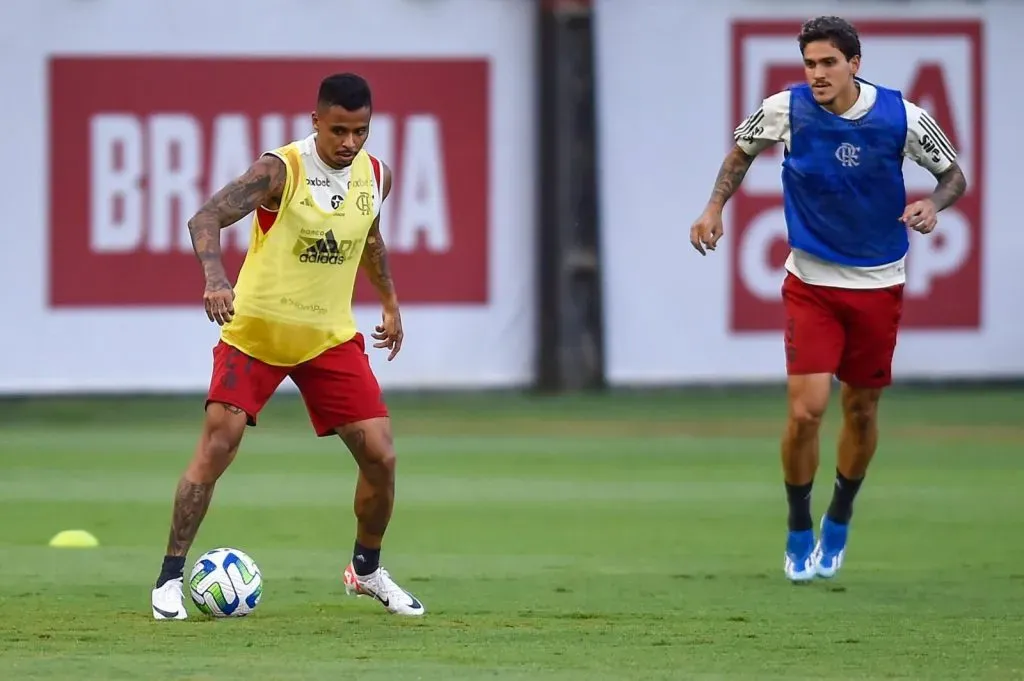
{"left": 2, "top": 0, "right": 1020, "bottom": 393}
{"left": 595, "top": 0, "right": 1024, "bottom": 385}
{"left": 0, "top": 0, "right": 536, "bottom": 394}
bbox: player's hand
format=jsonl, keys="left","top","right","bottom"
{"left": 690, "top": 208, "right": 724, "bottom": 255}
{"left": 372, "top": 305, "right": 404, "bottom": 361}
{"left": 901, "top": 199, "right": 938, "bottom": 234}
{"left": 203, "top": 278, "right": 235, "bottom": 325}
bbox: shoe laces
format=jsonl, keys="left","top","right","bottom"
{"left": 366, "top": 568, "right": 402, "bottom": 597}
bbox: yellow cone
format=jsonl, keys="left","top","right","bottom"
{"left": 49, "top": 530, "right": 99, "bottom": 548}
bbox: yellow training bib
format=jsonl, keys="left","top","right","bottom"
{"left": 220, "top": 144, "right": 377, "bottom": 366}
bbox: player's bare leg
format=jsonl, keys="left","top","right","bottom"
{"left": 781, "top": 373, "right": 832, "bottom": 582}
{"left": 835, "top": 383, "right": 882, "bottom": 481}
{"left": 151, "top": 403, "right": 247, "bottom": 620}
{"left": 814, "top": 384, "right": 882, "bottom": 578}
{"left": 341, "top": 417, "right": 396, "bottom": 557}
{"left": 339, "top": 417, "right": 424, "bottom": 616}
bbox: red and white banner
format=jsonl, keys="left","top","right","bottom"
{"left": 595, "top": 1, "right": 1024, "bottom": 384}
{"left": 0, "top": 0, "right": 535, "bottom": 393}
{"left": 3, "top": 0, "right": 1022, "bottom": 393}
{"left": 49, "top": 57, "right": 489, "bottom": 308}
{"left": 728, "top": 20, "right": 984, "bottom": 332}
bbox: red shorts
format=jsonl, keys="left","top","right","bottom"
{"left": 781, "top": 273, "right": 904, "bottom": 389}
{"left": 207, "top": 333, "right": 388, "bottom": 436}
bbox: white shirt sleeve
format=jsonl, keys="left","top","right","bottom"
{"left": 903, "top": 100, "right": 957, "bottom": 175}
{"left": 733, "top": 91, "right": 790, "bottom": 155}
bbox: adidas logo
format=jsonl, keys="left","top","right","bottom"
{"left": 293, "top": 229, "right": 346, "bottom": 265}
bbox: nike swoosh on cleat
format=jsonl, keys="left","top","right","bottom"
{"left": 373, "top": 593, "right": 389, "bottom": 608}
{"left": 153, "top": 606, "right": 180, "bottom": 618}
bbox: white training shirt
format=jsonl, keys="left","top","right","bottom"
{"left": 263, "top": 134, "right": 384, "bottom": 218}
{"left": 733, "top": 82, "right": 958, "bottom": 289}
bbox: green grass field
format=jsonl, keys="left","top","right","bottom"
{"left": 1, "top": 386, "right": 1022, "bottom": 680}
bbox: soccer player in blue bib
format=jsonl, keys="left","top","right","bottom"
{"left": 689, "top": 16, "right": 967, "bottom": 581}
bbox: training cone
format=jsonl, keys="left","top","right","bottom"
{"left": 48, "top": 529, "right": 99, "bottom": 548}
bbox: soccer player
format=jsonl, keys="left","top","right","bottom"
{"left": 150, "top": 73, "right": 425, "bottom": 618}
{"left": 688, "top": 17, "right": 967, "bottom": 582}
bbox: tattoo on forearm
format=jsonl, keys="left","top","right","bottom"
{"left": 708, "top": 146, "right": 755, "bottom": 208}
{"left": 188, "top": 156, "right": 286, "bottom": 284}
{"left": 167, "top": 479, "right": 215, "bottom": 557}
{"left": 361, "top": 225, "right": 396, "bottom": 299}
{"left": 929, "top": 164, "right": 967, "bottom": 212}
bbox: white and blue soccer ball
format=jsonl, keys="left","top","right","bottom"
{"left": 188, "top": 547, "right": 263, "bottom": 618}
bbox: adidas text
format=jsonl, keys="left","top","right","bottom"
{"left": 298, "top": 252, "right": 346, "bottom": 265}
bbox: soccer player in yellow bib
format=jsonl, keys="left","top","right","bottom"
{"left": 151, "top": 73, "right": 424, "bottom": 619}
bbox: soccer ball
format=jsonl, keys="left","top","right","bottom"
{"left": 188, "top": 547, "right": 263, "bottom": 617}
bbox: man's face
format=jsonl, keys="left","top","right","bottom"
{"left": 312, "top": 105, "right": 371, "bottom": 168}
{"left": 802, "top": 40, "right": 860, "bottom": 106}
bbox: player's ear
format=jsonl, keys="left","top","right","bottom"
{"left": 849, "top": 54, "right": 861, "bottom": 75}
{"left": 310, "top": 111, "right": 319, "bottom": 134}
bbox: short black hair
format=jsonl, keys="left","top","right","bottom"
{"left": 798, "top": 16, "right": 861, "bottom": 61}
{"left": 317, "top": 73, "right": 372, "bottom": 111}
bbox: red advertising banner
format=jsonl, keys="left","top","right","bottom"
{"left": 729, "top": 20, "right": 984, "bottom": 331}
{"left": 49, "top": 57, "right": 489, "bottom": 307}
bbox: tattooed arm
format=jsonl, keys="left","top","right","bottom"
{"left": 188, "top": 154, "right": 286, "bottom": 284}
{"left": 187, "top": 154, "right": 287, "bottom": 324}
{"left": 900, "top": 105, "right": 967, "bottom": 233}
{"left": 360, "top": 163, "right": 397, "bottom": 309}
{"left": 690, "top": 94, "right": 784, "bottom": 255}
{"left": 900, "top": 163, "right": 968, "bottom": 235}
{"left": 928, "top": 163, "right": 968, "bottom": 212}
{"left": 706, "top": 145, "right": 757, "bottom": 212}
{"left": 362, "top": 163, "right": 403, "bottom": 360}
{"left": 689, "top": 145, "right": 757, "bottom": 255}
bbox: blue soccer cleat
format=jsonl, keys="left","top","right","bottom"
{"left": 813, "top": 515, "right": 849, "bottom": 579}
{"left": 784, "top": 529, "right": 816, "bottom": 583}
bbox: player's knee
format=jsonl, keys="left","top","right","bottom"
{"left": 192, "top": 409, "right": 245, "bottom": 479}
{"left": 788, "top": 390, "right": 828, "bottom": 430}
{"left": 202, "top": 428, "right": 240, "bottom": 461}
{"left": 842, "top": 387, "right": 881, "bottom": 432}
{"left": 786, "top": 375, "right": 830, "bottom": 432}
{"left": 365, "top": 438, "right": 397, "bottom": 478}
{"left": 787, "top": 391, "right": 828, "bottom": 437}
{"left": 341, "top": 419, "right": 396, "bottom": 479}
{"left": 788, "top": 403, "right": 824, "bottom": 435}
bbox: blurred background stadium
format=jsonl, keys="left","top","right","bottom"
{"left": 1, "top": 1, "right": 1022, "bottom": 679}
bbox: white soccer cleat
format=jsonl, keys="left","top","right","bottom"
{"left": 343, "top": 563, "right": 425, "bottom": 616}
{"left": 151, "top": 577, "right": 188, "bottom": 620}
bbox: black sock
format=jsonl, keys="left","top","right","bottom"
{"left": 826, "top": 469, "right": 864, "bottom": 525}
{"left": 353, "top": 542, "right": 381, "bottom": 576}
{"left": 785, "top": 481, "right": 814, "bottom": 531}
{"left": 156, "top": 555, "right": 186, "bottom": 588}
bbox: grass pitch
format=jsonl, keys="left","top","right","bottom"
{"left": 1, "top": 386, "right": 1022, "bottom": 680}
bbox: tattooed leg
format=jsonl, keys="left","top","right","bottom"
{"left": 155, "top": 404, "right": 246, "bottom": 586}
{"left": 165, "top": 479, "right": 216, "bottom": 557}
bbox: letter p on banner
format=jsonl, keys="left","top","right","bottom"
{"left": 728, "top": 20, "right": 984, "bottom": 332}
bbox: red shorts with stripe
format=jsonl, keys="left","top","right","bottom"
{"left": 781, "top": 273, "right": 904, "bottom": 389}
{"left": 207, "top": 333, "right": 388, "bottom": 436}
